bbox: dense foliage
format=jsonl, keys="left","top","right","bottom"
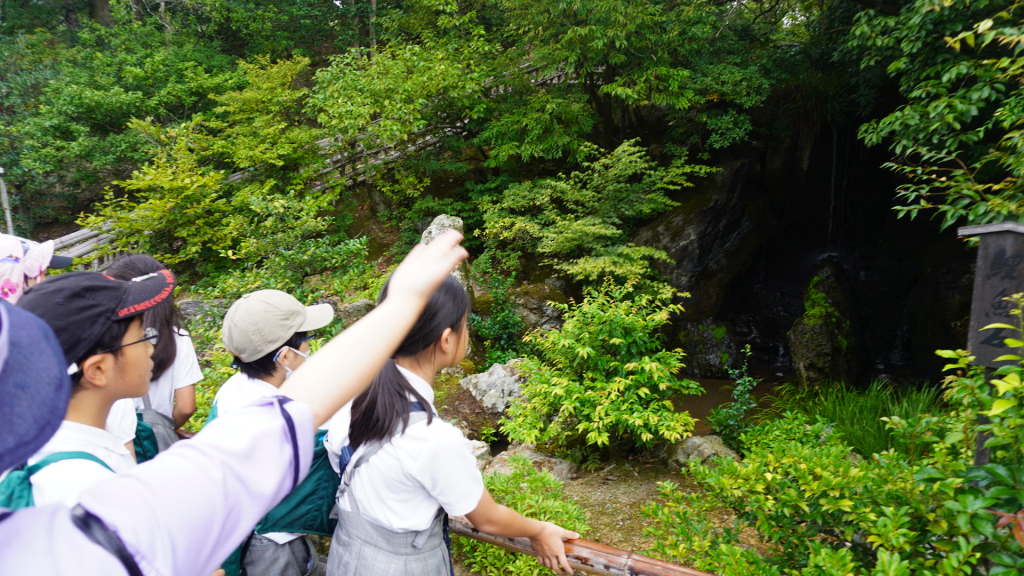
{"left": 451, "top": 454, "right": 589, "bottom": 576}
{"left": 502, "top": 279, "right": 703, "bottom": 452}
{"left": 854, "top": 0, "right": 1024, "bottom": 229}
{"left": 643, "top": 298, "right": 1024, "bottom": 575}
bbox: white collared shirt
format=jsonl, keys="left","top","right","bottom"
{"left": 325, "top": 365, "right": 485, "bottom": 533}
{"left": 209, "top": 371, "right": 302, "bottom": 544}
{"left": 28, "top": 420, "right": 137, "bottom": 507}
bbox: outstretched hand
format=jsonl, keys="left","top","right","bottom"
{"left": 530, "top": 522, "right": 579, "bottom": 575}
{"left": 387, "top": 229, "right": 468, "bottom": 305}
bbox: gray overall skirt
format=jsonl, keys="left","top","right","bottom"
{"left": 326, "top": 408, "right": 454, "bottom": 576}
{"left": 326, "top": 507, "right": 450, "bottom": 576}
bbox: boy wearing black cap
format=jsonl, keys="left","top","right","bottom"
{"left": 16, "top": 270, "right": 175, "bottom": 506}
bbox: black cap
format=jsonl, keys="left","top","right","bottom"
{"left": 48, "top": 254, "right": 74, "bottom": 269}
{"left": 18, "top": 270, "right": 176, "bottom": 368}
{"left": 0, "top": 301, "right": 72, "bottom": 471}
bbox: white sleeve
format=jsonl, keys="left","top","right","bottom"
{"left": 172, "top": 333, "right": 204, "bottom": 390}
{"left": 31, "top": 460, "right": 116, "bottom": 508}
{"left": 105, "top": 399, "right": 137, "bottom": 444}
{"left": 77, "top": 397, "right": 314, "bottom": 576}
{"left": 410, "top": 424, "right": 486, "bottom": 517}
{"left": 323, "top": 403, "right": 352, "bottom": 474}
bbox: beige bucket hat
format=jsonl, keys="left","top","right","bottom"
{"left": 222, "top": 290, "right": 334, "bottom": 362}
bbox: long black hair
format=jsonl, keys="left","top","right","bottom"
{"left": 107, "top": 254, "right": 182, "bottom": 381}
{"left": 349, "top": 274, "right": 469, "bottom": 451}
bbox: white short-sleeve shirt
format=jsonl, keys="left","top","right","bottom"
{"left": 28, "top": 420, "right": 137, "bottom": 507}
{"left": 327, "top": 365, "right": 485, "bottom": 533}
{"left": 136, "top": 330, "right": 203, "bottom": 418}
{"left": 209, "top": 371, "right": 301, "bottom": 544}
{"left": 104, "top": 398, "right": 138, "bottom": 446}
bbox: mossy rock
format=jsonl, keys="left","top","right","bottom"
{"left": 787, "top": 259, "right": 861, "bottom": 388}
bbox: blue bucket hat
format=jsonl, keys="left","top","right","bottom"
{"left": 0, "top": 300, "right": 71, "bottom": 472}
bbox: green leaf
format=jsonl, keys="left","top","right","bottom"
{"left": 987, "top": 399, "right": 1016, "bottom": 416}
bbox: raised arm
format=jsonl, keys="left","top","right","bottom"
{"left": 280, "top": 230, "right": 468, "bottom": 427}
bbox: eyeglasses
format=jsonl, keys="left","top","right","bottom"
{"left": 96, "top": 327, "right": 159, "bottom": 355}
{"left": 298, "top": 333, "right": 316, "bottom": 344}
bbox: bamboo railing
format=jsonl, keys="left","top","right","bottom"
{"left": 447, "top": 515, "right": 712, "bottom": 576}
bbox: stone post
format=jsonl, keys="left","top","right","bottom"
{"left": 958, "top": 222, "right": 1024, "bottom": 465}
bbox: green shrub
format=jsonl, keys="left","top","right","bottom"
{"left": 643, "top": 297, "right": 1024, "bottom": 576}
{"left": 469, "top": 254, "right": 526, "bottom": 367}
{"left": 479, "top": 140, "right": 713, "bottom": 284}
{"left": 502, "top": 278, "right": 702, "bottom": 452}
{"left": 452, "top": 454, "right": 588, "bottom": 576}
{"left": 706, "top": 345, "right": 759, "bottom": 451}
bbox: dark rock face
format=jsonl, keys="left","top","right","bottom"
{"left": 787, "top": 259, "right": 861, "bottom": 388}
{"left": 336, "top": 298, "right": 375, "bottom": 329}
{"left": 515, "top": 279, "right": 569, "bottom": 331}
{"left": 635, "top": 160, "right": 777, "bottom": 319}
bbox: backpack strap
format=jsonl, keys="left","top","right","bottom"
{"left": 71, "top": 505, "right": 144, "bottom": 576}
{"left": 26, "top": 452, "right": 114, "bottom": 476}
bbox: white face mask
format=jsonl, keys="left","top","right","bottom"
{"left": 274, "top": 346, "right": 309, "bottom": 379}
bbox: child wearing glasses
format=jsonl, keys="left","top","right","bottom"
{"left": 16, "top": 270, "right": 174, "bottom": 507}
{"left": 206, "top": 289, "right": 335, "bottom": 576}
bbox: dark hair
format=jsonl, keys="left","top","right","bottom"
{"left": 72, "top": 317, "right": 133, "bottom": 387}
{"left": 107, "top": 254, "right": 182, "bottom": 381}
{"left": 235, "top": 331, "right": 308, "bottom": 380}
{"left": 349, "top": 275, "right": 469, "bottom": 451}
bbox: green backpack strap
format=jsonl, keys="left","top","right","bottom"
{"left": 0, "top": 452, "right": 114, "bottom": 511}
{"left": 26, "top": 451, "right": 114, "bottom": 476}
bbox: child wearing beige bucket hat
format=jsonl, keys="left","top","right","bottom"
{"left": 210, "top": 289, "right": 336, "bottom": 576}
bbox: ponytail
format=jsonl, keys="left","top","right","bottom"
{"left": 349, "top": 360, "right": 434, "bottom": 450}
{"left": 349, "top": 275, "right": 469, "bottom": 450}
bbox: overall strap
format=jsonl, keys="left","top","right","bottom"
{"left": 340, "top": 406, "right": 431, "bottom": 516}
{"left": 71, "top": 505, "right": 144, "bottom": 576}
{"left": 141, "top": 394, "right": 153, "bottom": 411}
{"left": 26, "top": 452, "right": 114, "bottom": 476}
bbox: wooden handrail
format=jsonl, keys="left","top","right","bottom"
{"left": 448, "top": 516, "right": 715, "bottom": 576}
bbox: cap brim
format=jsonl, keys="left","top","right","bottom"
{"left": 48, "top": 255, "right": 74, "bottom": 269}
{"left": 115, "top": 269, "right": 177, "bottom": 320}
{"left": 299, "top": 303, "right": 335, "bottom": 332}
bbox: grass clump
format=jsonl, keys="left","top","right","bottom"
{"left": 765, "top": 379, "right": 944, "bottom": 458}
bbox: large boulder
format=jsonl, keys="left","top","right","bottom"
{"left": 178, "top": 299, "right": 230, "bottom": 324}
{"left": 634, "top": 160, "right": 775, "bottom": 319}
{"left": 485, "top": 445, "right": 577, "bottom": 482}
{"left": 336, "top": 298, "right": 375, "bottom": 329}
{"left": 459, "top": 360, "right": 525, "bottom": 413}
{"left": 787, "top": 259, "right": 861, "bottom": 388}
{"left": 667, "top": 435, "right": 740, "bottom": 467}
{"left": 515, "top": 279, "right": 568, "bottom": 331}
{"left": 676, "top": 319, "right": 739, "bottom": 378}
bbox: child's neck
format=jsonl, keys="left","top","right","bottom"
{"left": 64, "top": 389, "right": 117, "bottom": 430}
{"left": 395, "top": 356, "right": 440, "bottom": 387}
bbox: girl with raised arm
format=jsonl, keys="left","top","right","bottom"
{"left": 325, "top": 275, "right": 578, "bottom": 576}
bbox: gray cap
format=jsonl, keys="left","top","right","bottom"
{"left": 222, "top": 290, "right": 334, "bottom": 362}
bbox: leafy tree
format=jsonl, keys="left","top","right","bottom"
{"left": 0, "top": 22, "right": 239, "bottom": 227}
{"left": 853, "top": 0, "right": 1024, "bottom": 229}
{"left": 81, "top": 56, "right": 335, "bottom": 273}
